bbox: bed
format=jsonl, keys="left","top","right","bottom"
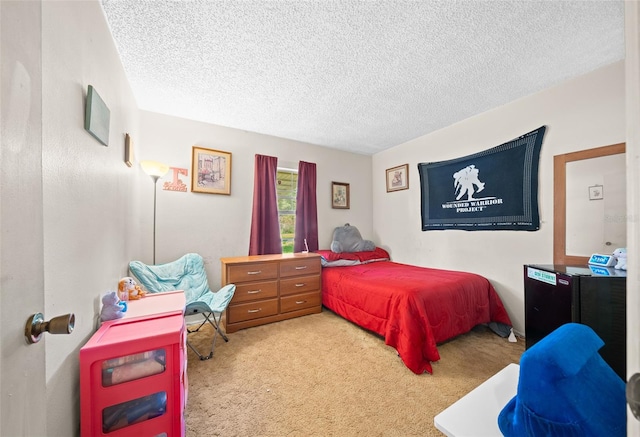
{"left": 317, "top": 247, "right": 512, "bottom": 374}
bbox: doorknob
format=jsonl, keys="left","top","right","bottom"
{"left": 628, "top": 373, "right": 640, "bottom": 421}
{"left": 24, "top": 313, "right": 75, "bottom": 344}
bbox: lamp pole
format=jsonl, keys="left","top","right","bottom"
{"left": 151, "top": 175, "right": 160, "bottom": 265}
{"left": 141, "top": 161, "right": 169, "bottom": 265}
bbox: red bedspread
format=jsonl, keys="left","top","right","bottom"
{"left": 321, "top": 261, "right": 512, "bottom": 374}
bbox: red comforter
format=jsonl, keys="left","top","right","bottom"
{"left": 321, "top": 261, "right": 512, "bottom": 374}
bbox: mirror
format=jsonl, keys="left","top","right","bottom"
{"left": 554, "top": 143, "right": 626, "bottom": 265}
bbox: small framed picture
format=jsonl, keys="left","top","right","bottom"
{"left": 589, "top": 184, "right": 604, "bottom": 200}
{"left": 124, "top": 133, "right": 134, "bottom": 167}
{"left": 191, "top": 146, "right": 232, "bottom": 195}
{"left": 386, "top": 164, "right": 409, "bottom": 192}
{"left": 331, "top": 181, "right": 350, "bottom": 209}
{"left": 84, "top": 85, "right": 110, "bottom": 146}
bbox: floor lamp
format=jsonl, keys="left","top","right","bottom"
{"left": 141, "top": 160, "right": 169, "bottom": 265}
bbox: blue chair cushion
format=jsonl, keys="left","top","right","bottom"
{"left": 186, "top": 284, "right": 235, "bottom": 315}
{"left": 129, "top": 253, "right": 220, "bottom": 307}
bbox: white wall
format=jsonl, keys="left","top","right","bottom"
{"left": 41, "top": 1, "right": 142, "bottom": 435}
{"left": 372, "top": 61, "right": 625, "bottom": 335}
{"left": 137, "top": 111, "right": 373, "bottom": 288}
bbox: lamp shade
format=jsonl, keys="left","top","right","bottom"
{"left": 140, "top": 160, "right": 169, "bottom": 178}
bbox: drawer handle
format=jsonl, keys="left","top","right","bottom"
{"left": 295, "top": 300, "right": 307, "bottom": 305}
{"left": 247, "top": 308, "right": 262, "bottom": 313}
{"left": 295, "top": 283, "right": 305, "bottom": 287}
{"left": 247, "top": 270, "right": 262, "bottom": 275}
{"left": 295, "top": 266, "right": 308, "bottom": 270}
{"left": 247, "top": 289, "right": 261, "bottom": 294}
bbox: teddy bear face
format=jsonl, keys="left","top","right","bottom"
{"left": 612, "top": 248, "right": 625, "bottom": 257}
{"left": 119, "top": 276, "right": 145, "bottom": 300}
{"left": 118, "top": 277, "right": 136, "bottom": 291}
{"left": 612, "top": 248, "right": 627, "bottom": 270}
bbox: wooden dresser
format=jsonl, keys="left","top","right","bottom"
{"left": 221, "top": 253, "right": 322, "bottom": 333}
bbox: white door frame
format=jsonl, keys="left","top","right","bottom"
{"left": 626, "top": 1, "right": 640, "bottom": 434}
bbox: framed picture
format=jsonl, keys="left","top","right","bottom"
{"left": 124, "top": 133, "right": 134, "bottom": 167}
{"left": 589, "top": 184, "right": 604, "bottom": 200}
{"left": 331, "top": 181, "right": 350, "bottom": 209}
{"left": 386, "top": 164, "right": 409, "bottom": 192}
{"left": 191, "top": 146, "right": 232, "bottom": 195}
{"left": 84, "top": 85, "right": 110, "bottom": 146}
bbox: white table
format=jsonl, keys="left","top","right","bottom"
{"left": 434, "top": 363, "right": 520, "bottom": 437}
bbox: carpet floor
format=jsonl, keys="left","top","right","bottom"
{"left": 184, "top": 309, "right": 524, "bottom": 436}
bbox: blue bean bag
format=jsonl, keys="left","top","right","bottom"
{"left": 498, "top": 323, "right": 625, "bottom": 437}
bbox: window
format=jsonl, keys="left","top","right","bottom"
{"left": 276, "top": 168, "right": 297, "bottom": 253}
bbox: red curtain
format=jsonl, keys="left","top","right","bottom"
{"left": 249, "top": 154, "right": 282, "bottom": 255}
{"left": 294, "top": 161, "right": 319, "bottom": 252}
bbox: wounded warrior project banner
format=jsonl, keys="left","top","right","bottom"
{"left": 418, "top": 126, "right": 546, "bottom": 231}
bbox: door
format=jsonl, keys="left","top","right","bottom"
{"left": 0, "top": 1, "right": 47, "bottom": 435}
{"left": 626, "top": 1, "right": 640, "bottom": 434}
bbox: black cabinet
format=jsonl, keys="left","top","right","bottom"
{"left": 524, "top": 264, "right": 626, "bottom": 380}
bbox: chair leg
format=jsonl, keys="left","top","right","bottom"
{"left": 207, "top": 311, "right": 229, "bottom": 342}
{"left": 186, "top": 311, "right": 228, "bottom": 360}
{"left": 188, "top": 312, "right": 229, "bottom": 341}
{"left": 187, "top": 340, "right": 213, "bottom": 360}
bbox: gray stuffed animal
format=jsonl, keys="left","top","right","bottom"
{"left": 330, "top": 223, "right": 376, "bottom": 253}
{"left": 100, "top": 291, "right": 127, "bottom": 322}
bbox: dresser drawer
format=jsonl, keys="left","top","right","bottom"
{"left": 231, "top": 281, "right": 278, "bottom": 304}
{"left": 280, "top": 275, "right": 321, "bottom": 297}
{"left": 280, "top": 291, "right": 321, "bottom": 313}
{"left": 228, "top": 298, "right": 278, "bottom": 324}
{"left": 280, "top": 258, "right": 321, "bottom": 278}
{"left": 227, "top": 262, "right": 278, "bottom": 283}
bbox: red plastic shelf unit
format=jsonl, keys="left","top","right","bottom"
{"left": 80, "top": 292, "right": 187, "bottom": 437}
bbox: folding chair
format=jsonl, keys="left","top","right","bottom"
{"left": 129, "top": 253, "right": 236, "bottom": 360}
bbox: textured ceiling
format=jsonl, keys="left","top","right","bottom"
{"left": 100, "top": 0, "right": 624, "bottom": 155}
